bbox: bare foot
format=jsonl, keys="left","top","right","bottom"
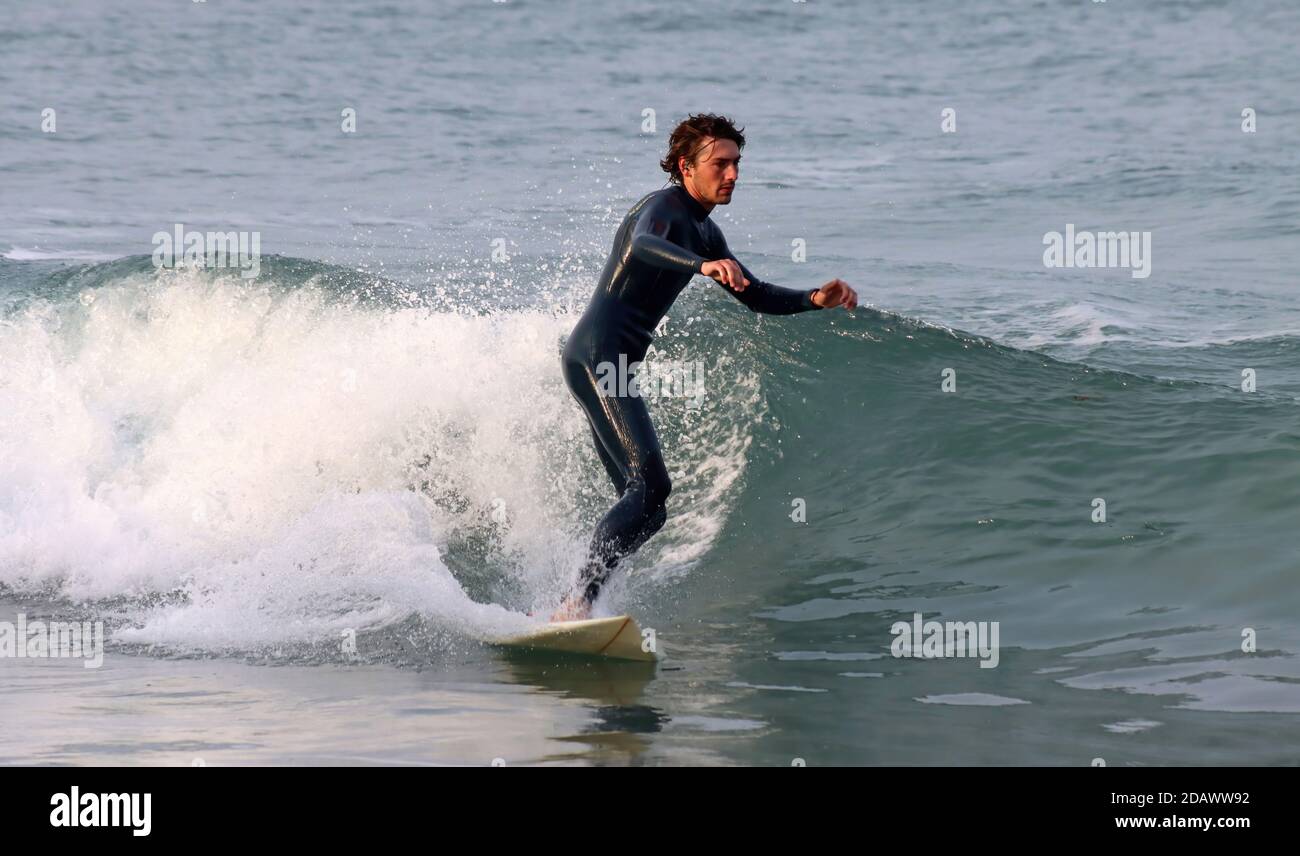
{"left": 549, "top": 594, "right": 591, "bottom": 623}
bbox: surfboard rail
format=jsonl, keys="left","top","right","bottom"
{"left": 494, "top": 615, "right": 659, "bottom": 662}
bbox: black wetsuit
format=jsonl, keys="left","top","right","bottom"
{"left": 561, "top": 183, "right": 821, "bottom": 603}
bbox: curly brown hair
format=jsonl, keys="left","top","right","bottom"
{"left": 659, "top": 113, "right": 746, "bottom": 185}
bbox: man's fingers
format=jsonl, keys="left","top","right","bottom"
{"left": 730, "top": 260, "right": 747, "bottom": 290}
{"left": 706, "top": 259, "right": 751, "bottom": 290}
{"left": 822, "top": 279, "right": 857, "bottom": 309}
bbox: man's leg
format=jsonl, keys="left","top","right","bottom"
{"left": 589, "top": 422, "right": 627, "bottom": 495}
{"left": 561, "top": 358, "right": 672, "bottom": 610}
{"left": 576, "top": 449, "right": 671, "bottom": 603}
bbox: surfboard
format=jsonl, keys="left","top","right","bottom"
{"left": 495, "top": 615, "right": 658, "bottom": 662}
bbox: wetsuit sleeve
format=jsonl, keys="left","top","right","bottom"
{"left": 711, "top": 227, "right": 821, "bottom": 314}
{"left": 628, "top": 204, "right": 706, "bottom": 275}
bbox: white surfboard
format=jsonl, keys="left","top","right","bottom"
{"left": 496, "top": 615, "right": 658, "bottom": 662}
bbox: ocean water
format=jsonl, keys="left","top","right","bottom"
{"left": 1, "top": 0, "right": 1298, "bottom": 765}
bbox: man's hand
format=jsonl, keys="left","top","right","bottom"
{"left": 812, "top": 278, "right": 858, "bottom": 310}
{"left": 701, "top": 259, "right": 750, "bottom": 291}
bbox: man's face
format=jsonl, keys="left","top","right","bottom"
{"left": 681, "top": 137, "right": 741, "bottom": 206}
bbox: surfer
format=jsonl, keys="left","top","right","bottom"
{"left": 552, "top": 113, "right": 858, "bottom": 621}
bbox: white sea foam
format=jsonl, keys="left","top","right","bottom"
{"left": 0, "top": 268, "right": 748, "bottom": 651}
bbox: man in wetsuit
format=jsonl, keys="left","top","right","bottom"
{"left": 553, "top": 113, "right": 859, "bottom": 621}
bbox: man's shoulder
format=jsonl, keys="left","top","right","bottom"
{"left": 628, "top": 186, "right": 678, "bottom": 213}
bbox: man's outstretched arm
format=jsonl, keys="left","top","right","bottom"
{"left": 705, "top": 227, "right": 858, "bottom": 314}
{"left": 628, "top": 207, "right": 706, "bottom": 275}
{"left": 716, "top": 253, "right": 820, "bottom": 314}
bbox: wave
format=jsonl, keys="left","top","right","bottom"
{"left": 0, "top": 257, "right": 751, "bottom": 657}
{"left": 1, "top": 256, "right": 1296, "bottom": 697}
